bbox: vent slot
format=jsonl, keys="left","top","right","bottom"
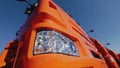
{"left": 91, "top": 51, "right": 102, "bottom": 59}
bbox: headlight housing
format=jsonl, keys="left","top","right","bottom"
{"left": 33, "top": 30, "right": 79, "bottom": 56}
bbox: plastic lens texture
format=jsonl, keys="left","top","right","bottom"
{"left": 34, "top": 30, "right": 79, "bottom": 56}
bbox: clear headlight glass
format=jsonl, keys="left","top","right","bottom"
{"left": 33, "top": 30, "right": 79, "bottom": 56}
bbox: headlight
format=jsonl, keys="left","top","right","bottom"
{"left": 33, "top": 30, "right": 79, "bottom": 56}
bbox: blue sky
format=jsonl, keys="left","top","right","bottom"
{"left": 0, "top": 0, "right": 120, "bottom": 54}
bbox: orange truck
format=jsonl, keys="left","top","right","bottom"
{"left": 0, "top": 0, "right": 119, "bottom": 68}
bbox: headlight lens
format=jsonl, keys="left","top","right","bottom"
{"left": 34, "top": 30, "right": 79, "bottom": 56}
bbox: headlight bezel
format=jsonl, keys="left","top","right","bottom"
{"left": 33, "top": 30, "right": 80, "bottom": 57}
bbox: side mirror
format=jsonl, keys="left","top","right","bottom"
{"left": 17, "top": 0, "right": 38, "bottom": 15}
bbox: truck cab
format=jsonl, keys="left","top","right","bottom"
{"left": 0, "top": 0, "right": 119, "bottom": 68}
